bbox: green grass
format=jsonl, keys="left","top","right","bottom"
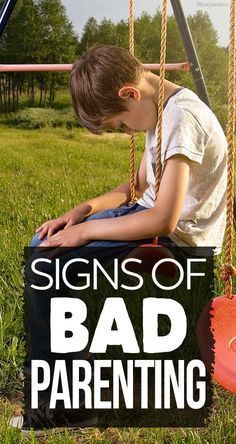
{"left": 0, "top": 125, "right": 235, "bottom": 443}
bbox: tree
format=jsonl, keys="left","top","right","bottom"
{"left": 0, "top": 0, "right": 40, "bottom": 110}
{"left": 0, "top": 0, "right": 78, "bottom": 109}
{"left": 36, "top": 0, "right": 77, "bottom": 105}
{"left": 77, "top": 17, "right": 100, "bottom": 54}
{"left": 76, "top": 9, "right": 228, "bottom": 128}
{"left": 0, "top": 2, "right": 229, "bottom": 126}
{"left": 187, "top": 11, "right": 228, "bottom": 123}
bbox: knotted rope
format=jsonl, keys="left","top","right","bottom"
{"left": 128, "top": 0, "right": 168, "bottom": 204}
{"left": 155, "top": 0, "right": 168, "bottom": 200}
{"left": 128, "top": 0, "right": 137, "bottom": 204}
{"left": 128, "top": 0, "right": 169, "bottom": 208}
{"left": 222, "top": 0, "right": 236, "bottom": 299}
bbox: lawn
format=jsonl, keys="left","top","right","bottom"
{"left": 0, "top": 125, "right": 235, "bottom": 443}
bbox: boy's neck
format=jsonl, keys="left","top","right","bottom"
{"left": 144, "top": 72, "right": 181, "bottom": 109}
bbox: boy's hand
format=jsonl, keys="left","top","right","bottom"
{"left": 35, "top": 203, "right": 92, "bottom": 240}
{"left": 38, "top": 223, "right": 89, "bottom": 257}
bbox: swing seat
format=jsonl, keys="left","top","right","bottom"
{"left": 125, "top": 243, "right": 177, "bottom": 277}
{"left": 197, "top": 294, "right": 236, "bottom": 393}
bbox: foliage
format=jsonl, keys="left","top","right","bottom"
{"left": 187, "top": 12, "right": 228, "bottom": 106}
{"left": 0, "top": 0, "right": 77, "bottom": 110}
{"left": 0, "top": 107, "right": 80, "bottom": 129}
{"left": 76, "top": 10, "right": 228, "bottom": 128}
{"left": 0, "top": 2, "right": 229, "bottom": 128}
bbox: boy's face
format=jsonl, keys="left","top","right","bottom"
{"left": 103, "top": 85, "right": 158, "bottom": 134}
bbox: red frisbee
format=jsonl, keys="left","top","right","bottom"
{"left": 197, "top": 294, "right": 236, "bottom": 393}
{"left": 126, "top": 243, "right": 177, "bottom": 277}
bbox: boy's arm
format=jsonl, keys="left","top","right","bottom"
{"left": 85, "top": 154, "right": 189, "bottom": 240}
{"left": 40, "top": 154, "right": 189, "bottom": 248}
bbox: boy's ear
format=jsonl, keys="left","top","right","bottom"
{"left": 118, "top": 86, "right": 141, "bottom": 101}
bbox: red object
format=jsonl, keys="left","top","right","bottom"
{"left": 197, "top": 294, "right": 236, "bottom": 393}
{"left": 126, "top": 243, "right": 177, "bottom": 277}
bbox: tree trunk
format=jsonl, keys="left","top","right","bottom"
{"left": 49, "top": 73, "right": 55, "bottom": 106}
{"left": 0, "top": 76, "right": 3, "bottom": 113}
{"left": 39, "top": 76, "right": 44, "bottom": 107}
{"left": 2, "top": 75, "right": 7, "bottom": 112}
{"left": 30, "top": 74, "right": 35, "bottom": 105}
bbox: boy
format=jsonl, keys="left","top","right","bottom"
{"left": 31, "top": 44, "right": 226, "bottom": 255}
{"left": 13, "top": 45, "right": 227, "bottom": 433}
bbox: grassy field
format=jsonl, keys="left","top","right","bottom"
{"left": 0, "top": 125, "right": 235, "bottom": 443}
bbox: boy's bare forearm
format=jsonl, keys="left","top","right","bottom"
{"left": 40, "top": 206, "right": 170, "bottom": 250}
{"left": 84, "top": 207, "right": 170, "bottom": 241}
{"left": 80, "top": 182, "right": 131, "bottom": 217}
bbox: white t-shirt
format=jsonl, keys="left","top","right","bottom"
{"left": 138, "top": 88, "right": 227, "bottom": 254}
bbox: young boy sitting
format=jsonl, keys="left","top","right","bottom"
{"left": 14, "top": 45, "right": 227, "bottom": 432}
{"left": 32, "top": 44, "right": 227, "bottom": 255}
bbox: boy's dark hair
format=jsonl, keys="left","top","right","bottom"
{"left": 70, "top": 45, "right": 143, "bottom": 134}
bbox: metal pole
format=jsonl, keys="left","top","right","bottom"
{"left": 0, "top": 0, "right": 18, "bottom": 38}
{"left": 170, "top": 0, "right": 211, "bottom": 108}
{"left": 0, "top": 62, "right": 190, "bottom": 73}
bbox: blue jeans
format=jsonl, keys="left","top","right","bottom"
{"left": 30, "top": 203, "right": 171, "bottom": 248}
{"left": 26, "top": 203, "right": 172, "bottom": 365}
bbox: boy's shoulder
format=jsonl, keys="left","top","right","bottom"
{"left": 164, "top": 87, "right": 223, "bottom": 137}
{"left": 145, "top": 87, "right": 227, "bottom": 163}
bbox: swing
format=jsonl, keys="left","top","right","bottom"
{"left": 127, "top": 0, "right": 177, "bottom": 278}
{"left": 197, "top": 0, "right": 236, "bottom": 393}
{"left": 128, "top": 0, "right": 236, "bottom": 394}
{"left": 0, "top": 0, "right": 190, "bottom": 74}
{"left": 197, "top": 294, "right": 236, "bottom": 393}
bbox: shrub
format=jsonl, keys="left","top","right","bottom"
{"left": 0, "top": 107, "right": 81, "bottom": 130}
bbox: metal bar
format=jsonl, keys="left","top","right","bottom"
{"left": 170, "top": 0, "right": 211, "bottom": 108}
{"left": 144, "top": 62, "right": 189, "bottom": 71}
{"left": 0, "top": 0, "right": 18, "bottom": 38}
{"left": 0, "top": 62, "right": 190, "bottom": 73}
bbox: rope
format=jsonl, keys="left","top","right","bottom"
{"left": 155, "top": 0, "right": 168, "bottom": 200}
{"left": 129, "top": 0, "right": 134, "bottom": 56}
{"left": 128, "top": 0, "right": 168, "bottom": 206}
{"left": 220, "top": 264, "right": 236, "bottom": 283}
{"left": 128, "top": 0, "right": 137, "bottom": 204}
{"left": 223, "top": 0, "right": 236, "bottom": 299}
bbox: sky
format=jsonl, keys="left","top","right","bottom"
{"left": 61, "top": 0, "right": 229, "bottom": 48}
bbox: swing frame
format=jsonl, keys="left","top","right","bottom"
{"left": 0, "top": 0, "right": 210, "bottom": 106}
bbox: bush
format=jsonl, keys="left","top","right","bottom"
{"left": 0, "top": 107, "right": 81, "bottom": 130}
